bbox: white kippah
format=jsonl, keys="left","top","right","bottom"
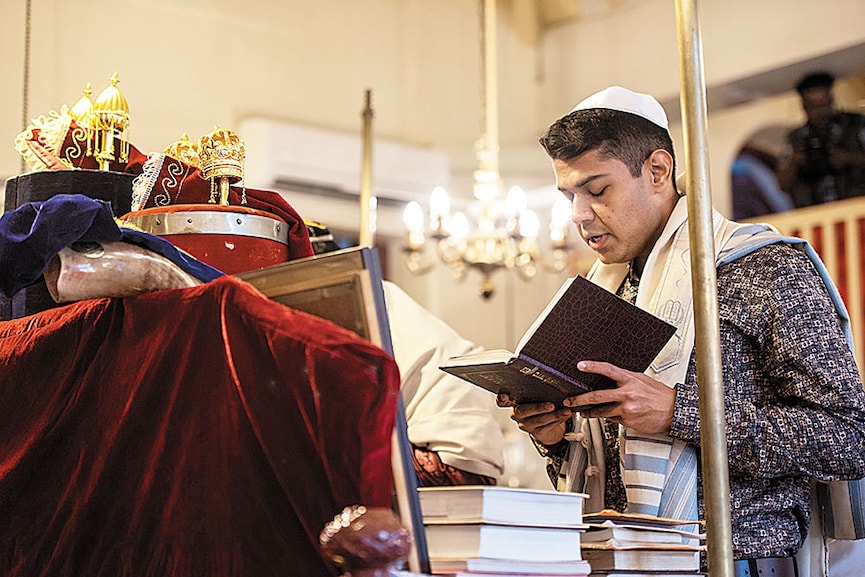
{"left": 568, "top": 86, "right": 669, "bottom": 131}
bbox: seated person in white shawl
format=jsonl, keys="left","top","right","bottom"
{"left": 500, "top": 87, "right": 865, "bottom": 574}
{"left": 307, "top": 222, "right": 505, "bottom": 486}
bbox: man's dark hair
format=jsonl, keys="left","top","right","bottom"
{"left": 795, "top": 72, "right": 835, "bottom": 96}
{"left": 538, "top": 108, "right": 676, "bottom": 180}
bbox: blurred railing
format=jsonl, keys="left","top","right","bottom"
{"left": 747, "top": 197, "right": 865, "bottom": 377}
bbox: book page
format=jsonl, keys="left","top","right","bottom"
{"left": 439, "top": 349, "right": 515, "bottom": 367}
{"left": 582, "top": 520, "right": 704, "bottom": 545}
{"left": 583, "top": 509, "right": 703, "bottom": 528}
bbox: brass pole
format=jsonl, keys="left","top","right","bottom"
{"left": 673, "top": 1, "right": 735, "bottom": 576}
{"left": 358, "top": 90, "right": 429, "bottom": 572}
{"left": 359, "top": 89, "right": 376, "bottom": 248}
{"left": 482, "top": 0, "right": 499, "bottom": 175}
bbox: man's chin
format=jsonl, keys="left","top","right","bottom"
{"left": 595, "top": 253, "right": 628, "bottom": 265}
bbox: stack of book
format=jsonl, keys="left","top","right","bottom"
{"left": 580, "top": 510, "right": 705, "bottom": 577}
{"left": 418, "top": 485, "right": 591, "bottom": 577}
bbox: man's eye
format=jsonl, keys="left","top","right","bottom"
{"left": 588, "top": 187, "right": 607, "bottom": 197}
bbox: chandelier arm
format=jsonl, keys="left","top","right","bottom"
{"left": 402, "top": 248, "right": 439, "bottom": 276}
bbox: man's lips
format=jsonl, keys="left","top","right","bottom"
{"left": 584, "top": 232, "right": 609, "bottom": 249}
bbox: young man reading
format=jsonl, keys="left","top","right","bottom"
{"left": 501, "top": 86, "right": 865, "bottom": 575}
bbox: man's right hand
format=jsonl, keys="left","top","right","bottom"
{"left": 496, "top": 393, "right": 574, "bottom": 446}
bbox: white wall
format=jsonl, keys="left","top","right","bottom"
{"left": 0, "top": 0, "right": 543, "bottom": 192}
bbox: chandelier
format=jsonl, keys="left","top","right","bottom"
{"left": 402, "top": 0, "right": 575, "bottom": 299}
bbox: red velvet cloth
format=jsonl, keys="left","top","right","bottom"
{"left": 0, "top": 276, "right": 400, "bottom": 577}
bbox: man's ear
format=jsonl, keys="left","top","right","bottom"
{"left": 647, "top": 149, "right": 674, "bottom": 188}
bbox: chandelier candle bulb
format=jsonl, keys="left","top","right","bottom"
{"left": 428, "top": 186, "right": 451, "bottom": 236}
{"left": 506, "top": 186, "right": 528, "bottom": 214}
{"left": 403, "top": 201, "right": 426, "bottom": 249}
{"left": 519, "top": 210, "right": 540, "bottom": 239}
{"left": 450, "top": 213, "right": 470, "bottom": 241}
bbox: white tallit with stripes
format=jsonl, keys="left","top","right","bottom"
{"left": 557, "top": 196, "right": 783, "bottom": 520}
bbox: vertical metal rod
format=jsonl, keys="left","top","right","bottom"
{"left": 358, "top": 100, "right": 427, "bottom": 572}
{"left": 359, "top": 89, "right": 376, "bottom": 247}
{"left": 673, "top": 1, "right": 735, "bottom": 576}
{"left": 481, "top": 0, "right": 499, "bottom": 174}
{"left": 20, "top": 0, "right": 33, "bottom": 175}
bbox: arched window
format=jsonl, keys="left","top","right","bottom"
{"left": 730, "top": 124, "right": 795, "bottom": 221}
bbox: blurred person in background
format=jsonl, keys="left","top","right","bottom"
{"left": 731, "top": 125, "right": 795, "bottom": 220}
{"left": 778, "top": 71, "right": 865, "bottom": 208}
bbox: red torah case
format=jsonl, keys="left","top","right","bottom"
{"left": 120, "top": 204, "right": 290, "bottom": 275}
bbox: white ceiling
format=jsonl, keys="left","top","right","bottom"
{"left": 520, "top": 1, "right": 865, "bottom": 121}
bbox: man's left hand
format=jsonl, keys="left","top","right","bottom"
{"left": 563, "top": 360, "right": 675, "bottom": 434}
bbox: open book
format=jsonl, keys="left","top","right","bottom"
{"left": 439, "top": 275, "right": 676, "bottom": 406}
{"left": 582, "top": 510, "right": 704, "bottom": 547}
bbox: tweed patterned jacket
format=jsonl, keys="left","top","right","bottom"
{"left": 545, "top": 242, "right": 865, "bottom": 559}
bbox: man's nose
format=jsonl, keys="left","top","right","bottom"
{"left": 571, "top": 197, "right": 595, "bottom": 225}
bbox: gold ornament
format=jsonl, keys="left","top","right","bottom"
{"left": 69, "top": 83, "right": 95, "bottom": 157}
{"left": 198, "top": 126, "right": 246, "bottom": 205}
{"left": 91, "top": 72, "right": 130, "bottom": 170}
{"left": 69, "top": 83, "right": 93, "bottom": 127}
{"left": 163, "top": 133, "right": 201, "bottom": 168}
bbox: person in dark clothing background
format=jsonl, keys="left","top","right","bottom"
{"left": 778, "top": 71, "right": 865, "bottom": 208}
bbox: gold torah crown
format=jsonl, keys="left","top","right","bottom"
{"left": 163, "top": 133, "right": 201, "bottom": 168}
{"left": 198, "top": 126, "right": 245, "bottom": 183}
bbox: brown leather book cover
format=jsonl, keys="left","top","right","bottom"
{"left": 440, "top": 276, "right": 676, "bottom": 405}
